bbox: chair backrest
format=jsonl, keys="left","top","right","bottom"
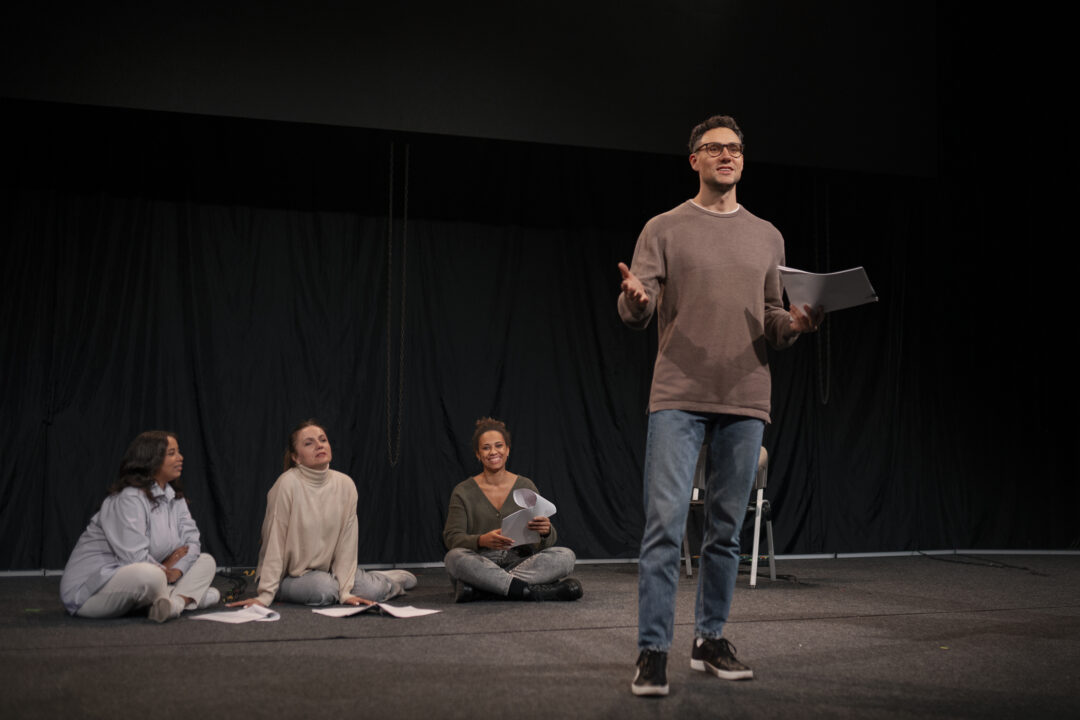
{"left": 692, "top": 444, "right": 708, "bottom": 492}
{"left": 693, "top": 445, "right": 768, "bottom": 493}
{"left": 754, "top": 446, "right": 769, "bottom": 492}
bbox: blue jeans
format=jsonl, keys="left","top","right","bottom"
{"left": 638, "top": 410, "right": 764, "bottom": 651}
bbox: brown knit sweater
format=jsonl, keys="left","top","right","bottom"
{"left": 618, "top": 201, "right": 800, "bottom": 422}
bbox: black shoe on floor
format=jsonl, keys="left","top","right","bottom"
{"left": 631, "top": 649, "right": 669, "bottom": 697}
{"left": 525, "top": 577, "right": 583, "bottom": 601}
{"left": 690, "top": 637, "right": 753, "bottom": 680}
{"left": 454, "top": 580, "right": 480, "bottom": 603}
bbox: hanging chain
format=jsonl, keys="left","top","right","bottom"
{"left": 386, "top": 143, "right": 409, "bottom": 466}
{"left": 815, "top": 180, "right": 831, "bottom": 405}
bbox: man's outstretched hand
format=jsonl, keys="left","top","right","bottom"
{"left": 619, "top": 262, "right": 649, "bottom": 307}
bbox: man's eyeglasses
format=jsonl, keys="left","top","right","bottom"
{"left": 692, "top": 142, "right": 744, "bottom": 158}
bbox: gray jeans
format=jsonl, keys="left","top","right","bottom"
{"left": 277, "top": 568, "right": 402, "bottom": 606}
{"left": 444, "top": 546, "right": 576, "bottom": 595}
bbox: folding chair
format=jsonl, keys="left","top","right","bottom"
{"left": 682, "top": 445, "right": 775, "bottom": 587}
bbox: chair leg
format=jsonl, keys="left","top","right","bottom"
{"left": 749, "top": 488, "right": 764, "bottom": 588}
{"left": 682, "top": 532, "right": 693, "bottom": 578}
{"left": 765, "top": 517, "right": 776, "bottom": 581}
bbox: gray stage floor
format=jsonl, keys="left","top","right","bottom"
{"left": 2, "top": 554, "right": 1079, "bottom": 719}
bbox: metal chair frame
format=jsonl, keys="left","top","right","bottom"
{"left": 682, "top": 446, "right": 776, "bottom": 587}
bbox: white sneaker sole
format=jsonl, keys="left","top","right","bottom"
{"left": 148, "top": 596, "right": 174, "bottom": 623}
{"left": 378, "top": 570, "right": 417, "bottom": 591}
{"left": 630, "top": 682, "right": 669, "bottom": 697}
{"left": 199, "top": 587, "right": 221, "bottom": 609}
{"left": 690, "top": 658, "right": 754, "bottom": 680}
{"left": 631, "top": 667, "right": 670, "bottom": 696}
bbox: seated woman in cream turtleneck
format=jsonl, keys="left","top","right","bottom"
{"left": 227, "top": 420, "right": 415, "bottom": 608}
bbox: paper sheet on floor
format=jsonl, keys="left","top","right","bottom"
{"left": 501, "top": 488, "right": 557, "bottom": 547}
{"left": 189, "top": 604, "right": 281, "bottom": 623}
{"left": 312, "top": 602, "right": 440, "bottom": 618}
{"left": 778, "top": 265, "right": 878, "bottom": 313}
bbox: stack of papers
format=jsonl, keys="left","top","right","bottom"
{"left": 188, "top": 601, "right": 439, "bottom": 622}
{"left": 313, "top": 603, "right": 440, "bottom": 618}
{"left": 190, "top": 604, "right": 281, "bottom": 623}
{"left": 778, "top": 266, "right": 878, "bottom": 313}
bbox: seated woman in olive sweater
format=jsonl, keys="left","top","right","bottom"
{"left": 442, "top": 417, "right": 581, "bottom": 602}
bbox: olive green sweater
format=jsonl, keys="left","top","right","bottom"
{"left": 442, "top": 475, "right": 557, "bottom": 551}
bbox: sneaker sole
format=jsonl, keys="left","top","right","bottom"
{"left": 148, "top": 596, "right": 173, "bottom": 623}
{"left": 690, "top": 658, "right": 753, "bottom": 680}
{"left": 630, "top": 682, "right": 670, "bottom": 697}
{"left": 379, "top": 570, "right": 417, "bottom": 591}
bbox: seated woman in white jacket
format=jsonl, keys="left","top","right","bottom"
{"left": 60, "top": 431, "right": 218, "bottom": 622}
{"left": 228, "top": 420, "right": 415, "bottom": 608}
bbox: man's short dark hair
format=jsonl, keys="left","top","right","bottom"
{"left": 688, "top": 115, "right": 745, "bottom": 154}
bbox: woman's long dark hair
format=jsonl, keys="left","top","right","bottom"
{"left": 108, "top": 430, "right": 184, "bottom": 506}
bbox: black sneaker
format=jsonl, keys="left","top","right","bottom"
{"left": 453, "top": 580, "right": 479, "bottom": 603}
{"left": 690, "top": 638, "right": 753, "bottom": 680}
{"left": 631, "top": 650, "right": 669, "bottom": 696}
{"left": 525, "top": 577, "right": 583, "bottom": 601}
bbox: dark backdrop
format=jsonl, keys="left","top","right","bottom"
{"left": 1, "top": 7, "right": 1076, "bottom": 569}
{"left": 0, "top": 0, "right": 937, "bottom": 176}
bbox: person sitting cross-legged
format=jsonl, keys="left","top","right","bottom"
{"left": 442, "top": 417, "right": 581, "bottom": 603}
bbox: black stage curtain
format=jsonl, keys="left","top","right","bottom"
{"left": 1, "top": 100, "right": 1076, "bottom": 569}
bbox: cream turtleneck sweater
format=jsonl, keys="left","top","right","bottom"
{"left": 254, "top": 464, "right": 359, "bottom": 606}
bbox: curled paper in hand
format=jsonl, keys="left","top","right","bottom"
{"left": 511, "top": 488, "right": 557, "bottom": 517}
{"left": 500, "top": 489, "right": 557, "bottom": 547}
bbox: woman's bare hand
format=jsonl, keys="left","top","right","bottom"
{"left": 527, "top": 516, "right": 551, "bottom": 537}
{"left": 162, "top": 545, "right": 189, "bottom": 569}
{"left": 225, "top": 598, "right": 266, "bottom": 609}
{"left": 478, "top": 529, "right": 514, "bottom": 550}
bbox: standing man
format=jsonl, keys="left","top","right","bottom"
{"left": 618, "top": 115, "right": 821, "bottom": 697}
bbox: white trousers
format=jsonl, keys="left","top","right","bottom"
{"left": 76, "top": 554, "right": 216, "bottom": 618}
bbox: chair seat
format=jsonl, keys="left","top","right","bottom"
{"left": 682, "top": 446, "right": 775, "bottom": 587}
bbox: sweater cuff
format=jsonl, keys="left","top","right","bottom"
{"left": 173, "top": 552, "right": 197, "bottom": 577}
{"left": 618, "top": 296, "right": 652, "bottom": 329}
